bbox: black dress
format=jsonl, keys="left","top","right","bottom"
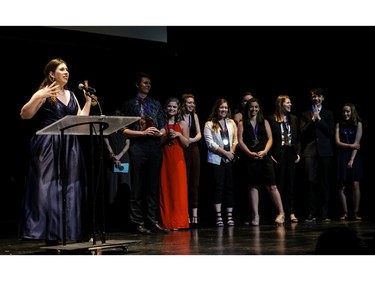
{"left": 242, "top": 120, "right": 276, "bottom": 186}
{"left": 19, "top": 92, "right": 88, "bottom": 241}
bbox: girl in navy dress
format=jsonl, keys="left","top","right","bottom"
{"left": 19, "top": 58, "right": 92, "bottom": 244}
{"left": 335, "top": 103, "right": 364, "bottom": 221}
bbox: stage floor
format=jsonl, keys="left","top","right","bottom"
{"left": 1, "top": 220, "right": 374, "bottom": 255}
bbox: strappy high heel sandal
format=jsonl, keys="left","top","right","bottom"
{"left": 190, "top": 216, "right": 198, "bottom": 228}
{"left": 290, "top": 214, "right": 298, "bottom": 223}
{"left": 275, "top": 214, "right": 285, "bottom": 224}
{"left": 226, "top": 212, "right": 235, "bottom": 226}
{"left": 216, "top": 212, "right": 224, "bottom": 227}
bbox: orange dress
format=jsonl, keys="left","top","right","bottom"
{"left": 159, "top": 123, "right": 189, "bottom": 229}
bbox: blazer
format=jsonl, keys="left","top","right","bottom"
{"left": 300, "top": 107, "right": 335, "bottom": 158}
{"left": 268, "top": 114, "right": 301, "bottom": 161}
{"left": 203, "top": 118, "right": 238, "bottom": 165}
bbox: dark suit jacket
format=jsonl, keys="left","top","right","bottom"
{"left": 268, "top": 114, "right": 301, "bottom": 161}
{"left": 300, "top": 107, "right": 335, "bottom": 158}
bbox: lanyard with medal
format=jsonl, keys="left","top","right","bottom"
{"left": 218, "top": 119, "right": 230, "bottom": 150}
{"left": 282, "top": 115, "right": 290, "bottom": 145}
{"left": 343, "top": 127, "right": 354, "bottom": 144}
{"left": 252, "top": 122, "right": 259, "bottom": 146}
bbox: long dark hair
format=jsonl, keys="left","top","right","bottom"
{"left": 242, "top": 97, "right": 264, "bottom": 125}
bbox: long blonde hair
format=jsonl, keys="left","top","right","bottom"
{"left": 180, "top": 93, "right": 197, "bottom": 115}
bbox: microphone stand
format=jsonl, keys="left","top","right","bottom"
{"left": 85, "top": 91, "right": 106, "bottom": 245}
{"left": 86, "top": 92, "right": 104, "bottom": 117}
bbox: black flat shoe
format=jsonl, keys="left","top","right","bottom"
{"left": 135, "top": 225, "right": 151, "bottom": 235}
{"left": 150, "top": 223, "right": 169, "bottom": 233}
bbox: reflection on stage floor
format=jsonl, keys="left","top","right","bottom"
{"left": 1, "top": 220, "right": 374, "bottom": 255}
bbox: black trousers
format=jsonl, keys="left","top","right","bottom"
{"left": 128, "top": 140, "right": 163, "bottom": 226}
{"left": 304, "top": 156, "right": 331, "bottom": 218}
{"left": 210, "top": 161, "right": 234, "bottom": 207}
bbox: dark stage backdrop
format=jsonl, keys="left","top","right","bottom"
{"left": 1, "top": 26, "right": 373, "bottom": 235}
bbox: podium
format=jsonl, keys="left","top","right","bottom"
{"left": 37, "top": 115, "right": 140, "bottom": 246}
{"left": 36, "top": 115, "right": 140, "bottom": 136}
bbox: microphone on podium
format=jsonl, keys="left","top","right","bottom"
{"left": 78, "top": 82, "right": 103, "bottom": 116}
{"left": 78, "top": 83, "right": 96, "bottom": 94}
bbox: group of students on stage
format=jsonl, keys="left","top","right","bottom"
{"left": 18, "top": 58, "right": 364, "bottom": 244}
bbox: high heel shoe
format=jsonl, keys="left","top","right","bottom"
{"left": 226, "top": 212, "right": 235, "bottom": 226}
{"left": 339, "top": 213, "right": 348, "bottom": 221}
{"left": 290, "top": 214, "right": 298, "bottom": 223}
{"left": 190, "top": 216, "right": 198, "bottom": 228}
{"left": 216, "top": 212, "right": 224, "bottom": 227}
{"left": 354, "top": 213, "right": 362, "bottom": 221}
{"left": 275, "top": 214, "right": 285, "bottom": 224}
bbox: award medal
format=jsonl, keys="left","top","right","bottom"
{"left": 252, "top": 122, "right": 259, "bottom": 147}
{"left": 218, "top": 119, "right": 230, "bottom": 149}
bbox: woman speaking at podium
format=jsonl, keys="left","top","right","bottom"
{"left": 19, "top": 58, "right": 93, "bottom": 245}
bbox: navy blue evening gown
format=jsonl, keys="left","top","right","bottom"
{"left": 19, "top": 92, "right": 88, "bottom": 242}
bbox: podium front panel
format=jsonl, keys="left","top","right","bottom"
{"left": 36, "top": 115, "right": 141, "bottom": 135}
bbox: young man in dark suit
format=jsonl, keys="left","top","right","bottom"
{"left": 300, "top": 88, "right": 335, "bottom": 222}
